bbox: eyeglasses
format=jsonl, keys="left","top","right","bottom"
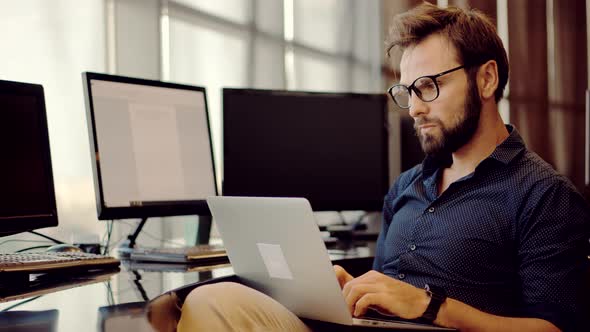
{"left": 387, "top": 65, "right": 465, "bottom": 109}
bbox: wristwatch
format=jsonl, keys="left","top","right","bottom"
{"left": 421, "top": 284, "right": 447, "bottom": 323}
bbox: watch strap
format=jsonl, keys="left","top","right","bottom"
{"left": 421, "top": 284, "right": 447, "bottom": 323}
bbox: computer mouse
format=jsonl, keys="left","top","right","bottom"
{"left": 45, "top": 244, "right": 84, "bottom": 253}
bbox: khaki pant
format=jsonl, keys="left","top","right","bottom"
{"left": 178, "top": 282, "right": 312, "bottom": 332}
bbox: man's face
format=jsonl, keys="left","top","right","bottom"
{"left": 399, "top": 34, "right": 482, "bottom": 156}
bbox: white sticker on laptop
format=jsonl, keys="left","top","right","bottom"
{"left": 256, "top": 243, "right": 294, "bottom": 280}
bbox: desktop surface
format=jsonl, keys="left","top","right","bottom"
{"left": 0, "top": 245, "right": 375, "bottom": 332}
{"left": 0, "top": 258, "right": 234, "bottom": 332}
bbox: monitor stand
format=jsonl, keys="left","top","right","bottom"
{"left": 195, "top": 216, "right": 212, "bottom": 245}
{"left": 116, "top": 216, "right": 213, "bottom": 257}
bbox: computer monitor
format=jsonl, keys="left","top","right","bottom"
{"left": 0, "top": 79, "right": 58, "bottom": 236}
{"left": 0, "top": 309, "right": 58, "bottom": 332}
{"left": 82, "top": 73, "right": 217, "bottom": 220}
{"left": 222, "top": 88, "right": 389, "bottom": 212}
{"left": 585, "top": 90, "right": 589, "bottom": 200}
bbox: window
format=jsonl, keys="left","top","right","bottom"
{"left": 0, "top": 0, "right": 106, "bottom": 246}
{"left": 163, "top": 0, "right": 382, "bottom": 189}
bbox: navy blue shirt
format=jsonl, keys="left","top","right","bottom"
{"left": 373, "top": 125, "right": 590, "bottom": 331}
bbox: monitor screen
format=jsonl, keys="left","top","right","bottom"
{"left": 585, "top": 90, "right": 589, "bottom": 188}
{"left": 222, "top": 89, "right": 389, "bottom": 212}
{"left": 0, "top": 80, "right": 58, "bottom": 236}
{"left": 585, "top": 90, "right": 589, "bottom": 200}
{"left": 83, "top": 73, "right": 217, "bottom": 220}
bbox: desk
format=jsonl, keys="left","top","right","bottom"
{"left": 0, "top": 247, "right": 374, "bottom": 331}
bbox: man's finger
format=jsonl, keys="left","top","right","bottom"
{"left": 353, "top": 293, "right": 380, "bottom": 317}
{"left": 343, "top": 283, "right": 379, "bottom": 315}
{"left": 333, "top": 265, "right": 353, "bottom": 288}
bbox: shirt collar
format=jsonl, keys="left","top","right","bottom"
{"left": 421, "top": 124, "right": 526, "bottom": 178}
{"left": 487, "top": 124, "right": 526, "bottom": 165}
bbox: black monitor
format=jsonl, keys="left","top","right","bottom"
{"left": 82, "top": 73, "right": 217, "bottom": 220}
{"left": 585, "top": 90, "right": 589, "bottom": 200}
{"left": 222, "top": 88, "right": 389, "bottom": 212}
{"left": 0, "top": 80, "right": 58, "bottom": 236}
{"left": 0, "top": 309, "right": 58, "bottom": 332}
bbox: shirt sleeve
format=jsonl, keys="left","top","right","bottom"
{"left": 517, "top": 178, "right": 590, "bottom": 331}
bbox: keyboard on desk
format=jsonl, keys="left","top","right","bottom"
{"left": 0, "top": 252, "right": 120, "bottom": 274}
{"left": 129, "top": 245, "right": 227, "bottom": 263}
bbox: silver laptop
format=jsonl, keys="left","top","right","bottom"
{"left": 207, "top": 196, "right": 454, "bottom": 330}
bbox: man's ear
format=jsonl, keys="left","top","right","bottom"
{"left": 477, "top": 60, "right": 499, "bottom": 101}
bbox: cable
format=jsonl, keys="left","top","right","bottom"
{"left": 105, "top": 281, "right": 114, "bottom": 306}
{"left": 0, "top": 295, "right": 43, "bottom": 312}
{"left": 108, "top": 220, "right": 114, "bottom": 254}
{"left": 101, "top": 220, "right": 188, "bottom": 250}
{"left": 100, "top": 223, "right": 108, "bottom": 248}
{"left": 118, "top": 220, "right": 187, "bottom": 247}
{"left": 28, "top": 231, "right": 64, "bottom": 244}
{"left": 102, "top": 220, "right": 113, "bottom": 255}
{"left": 15, "top": 245, "right": 52, "bottom": 253}
{"left": 109, "top": 221, "right": 135, "bottom": 248}
{"left": 136, "top": 229, "right": 187, "bottom": 247}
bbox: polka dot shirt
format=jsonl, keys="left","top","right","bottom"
{"left": 373, "top": 125, "right": 590, "bottom": 331}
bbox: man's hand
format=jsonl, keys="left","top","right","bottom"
{"left": 333, "top": 265, "right": 354, "bottom": 288}
{"left": 342, "top": 270, "right": 430, "bottom": 319}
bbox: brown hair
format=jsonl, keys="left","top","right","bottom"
{"left": 387, "top": 2, "right": 509, "bottom": 103}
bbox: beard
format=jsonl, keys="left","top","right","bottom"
{"left": 414, "top": 79, "right": 482, "bottom": 157}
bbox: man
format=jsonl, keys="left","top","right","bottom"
{"left": 155, "top": 3, "right": 589, "bottom": 331}
{"left": 334, "top": 3, "right": 589, "bottom": 331}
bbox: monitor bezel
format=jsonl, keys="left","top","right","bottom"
{"left": 0, "top": 79, "right": 58, "bottom": 236}
{"left": 221, "top": 88, "right": 390, "bottom": 212}
{"left": 82, "top": 72, "right": 218, "bottom": 220}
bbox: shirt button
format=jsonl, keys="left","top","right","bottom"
{"left": 428, "top": 207, "right": 435, "bottom": 213}
{"left": 398, "top": 273, "right": 405, "bottom": 280}
{"left": 409, "top": 244, "right": 416, "bottom": 251}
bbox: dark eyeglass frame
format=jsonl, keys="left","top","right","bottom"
{"left": 387, "top": 65, "right": 465, "bottom": 109}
